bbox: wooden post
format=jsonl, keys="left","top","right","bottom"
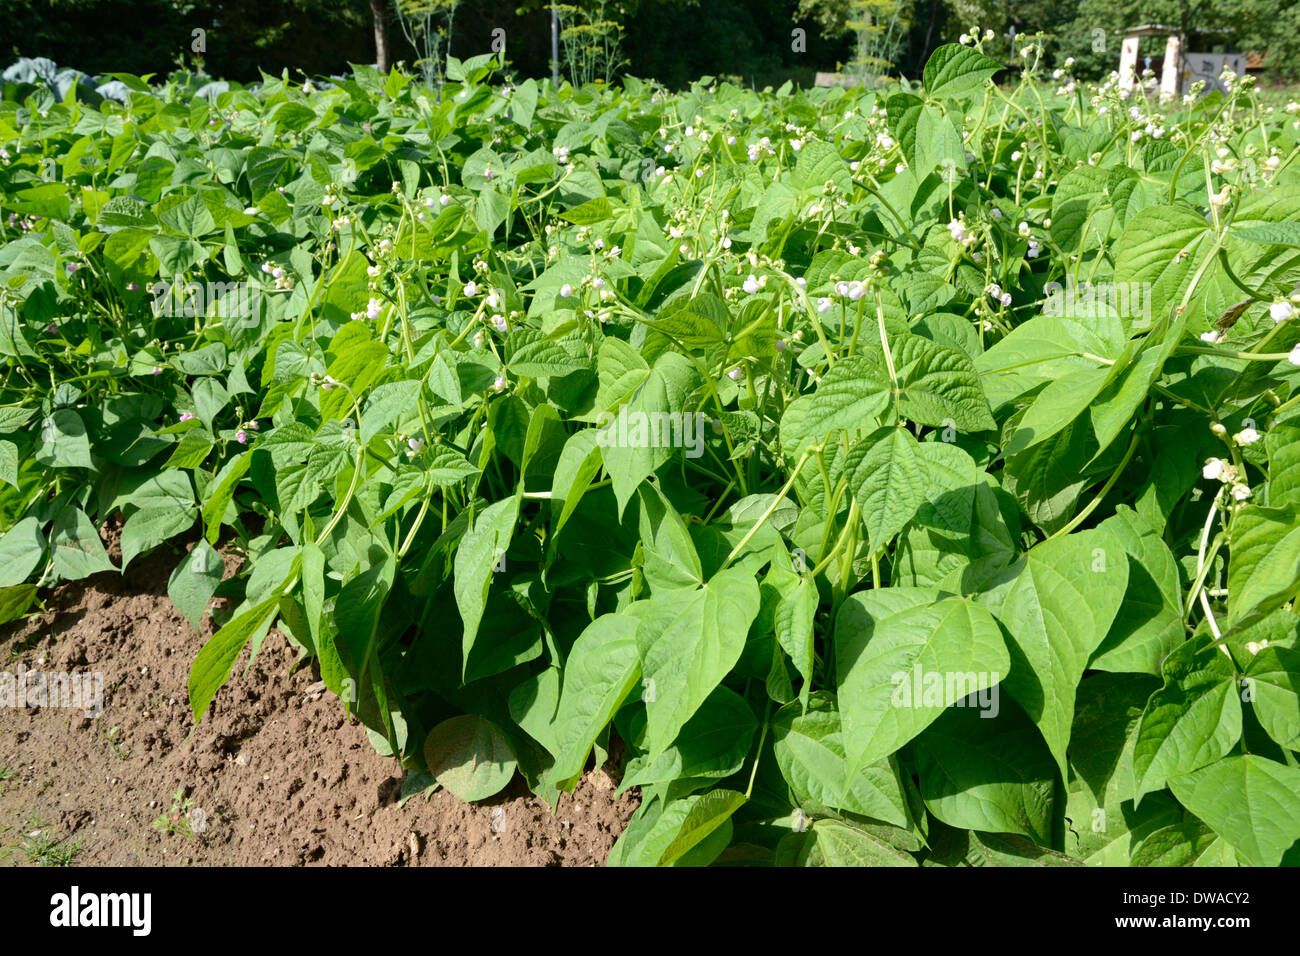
{"left": 1160, "top": 34, "right": 1182, "bottom": 96}
{"left": 1119, "top": 34, "right": 1140, "bottom": 90}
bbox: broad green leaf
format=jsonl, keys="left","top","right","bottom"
{"left": 121, "top": 506, "right": 197, "bottom": 569}
{"left": 1090, "top": 507, "right": 1183, "bottom": 675}
{"left": 50, "top": 508, "right": 114, "bottom": 580}
{"left": 1066, "top": 672, "right": 1174, "bottom": 865}
{"left": 550, "top": 612, "right": 642, "bottom": 789}
{"left": 560, "top": 196, "right": 614, "bottom": 225}
{"left": 509, "top": 666, "right": 562, "bottom": 756}
{"left": 991, "top": 529, "right": 1129, "bottom": 779}
{"left": 776, "top": 818, "right": 918, "bottom": 867}
{"left": 913, "top": 700, "right": 1057, "bottom": 843}
{"left": 779, "top": 353, "right": 890, "bottom": 456}
{"left": 657, "top": 789, "right": 746, "bottom": 866}
{"left": 1227, "top": 503, "right": 1300, "bottom": 628}
{"left": 507, "top": 329, "right": 591, "bottom": 377}
{"left": 772, "top": 693, "right": 910, "bottom": 826}
{"left": 621, "top": 687, "right": 756, "bottom": 791}
{"left": 877, "top": 334, "right": 996, "bottom": 432}
{"left": 1133, "top": 635, "right": 1243, "bottom": 802}
{"left": 426, "top": 448, "right": 480, "bottom": 486}
{"left": 202, "top": 451, "right": 251, "bottom": 544}
{"left": 1232, "top": 221, "right": 1300, "bottom": 247}
{"left": 923, "top": 43, "right": 1001, "bottom": 99}
{"left": 599, "top": 351, "right": 700, "bottom": 514}
{"left": 1089, "top": 346, "right": 1163, "bottom": 454}
{"left": 608, "top": 790, "right": 745, "bottom": 867}
{"left": 1112, "top": 205, "right": 1211, "bottom": 333}
{"left": 303, "top": 541, "right": 347, "bottom": 697}
{"left": 594, "top": 337, "right": 649, "bottom": 412}
{"left": 1265, "top": 417, "right": 1300, "bottom": 508}
{"left": 167, "top": 540, "right": 223, "bottom": 631}
{"left": 637, "top": 482, "right": 704, "bottom": 590}
{"left": 1131, "top": 821, "right": 1241, "bottom": 866}
{"left": 35, "top": 409, "right": 93, "bottom": 469}
{"left": 650, "top": 294, "right": 730, "bottom": 350}
{"left": 772, "top": 567, "right": 817, "bottom": 708}
{"left": 0, "top": 517, "right": 47, "bottom": 588}
{"left": 635, "top": 569, "right": 761, "bottom": 756}
{"left": 1004, "top": 365, "right": 1111, "bottom": 456}
{"left": 335, "top": 554, "right": 396, "bottom": 690}
{"left": 1167, "top": 755, "right": 1300, "bottom": 867}
{"left": 453, "top": 493, "right": 521, "bottom": 675}
{"left": 835, "top": 587, "right": 1009, "bottom": 779}
{"left": 912, "top": 105, "right": 965, "bottom": 180}
{"left": 1001, "top": 415, "right": 1095, "bottom": 535}
{"left": 423, "top": 715, "right": 517, "bottom": 802}
{"left": 549, "top": 429, "right": 602, "bottom": 543}
{"left": 359, "top": 380, "right": 421, "bottom": 443}
{"left": 845, "top": 426, "right": 933, "bottom": 550}
{"left": 1244, "top": 644, "right": 1300, "bottom": 751}
{"left": 0, "top": 584, "right": 37, "bottom": 625}
{"left": 793, "top": 140, "right": 852, "bottom": 195}
{"left": 975, "top": 314, "right": 1123, "bottom": 410}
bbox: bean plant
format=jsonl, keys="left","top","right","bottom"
{"left": 1, "top": 42, "right": 1299, "bottom": 866}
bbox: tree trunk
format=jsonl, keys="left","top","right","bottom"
{"left": 371, "top": 0, "right": 391, "bottom": 73}
{"left": 921, "top": 0, "right": 939, "bottom": 64}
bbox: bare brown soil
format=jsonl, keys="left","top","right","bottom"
{"left": 0, "top": 531, "right": 636, "bottom": 867}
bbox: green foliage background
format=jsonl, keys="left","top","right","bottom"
{"left": 5, "top": 0, "right": 1300, "bottom": 86}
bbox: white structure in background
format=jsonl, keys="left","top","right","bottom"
{"left": 1184, "top": 50, "right": 1246, "bottom": 95}
{"left": 1117, "top": 24, "right": 1242, "bottom": 96}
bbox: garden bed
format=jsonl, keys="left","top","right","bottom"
{"left": 0, "top": 532, "right": 636, "bottom": 866}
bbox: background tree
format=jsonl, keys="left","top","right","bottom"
{"left": 797, "top": 0, "right": 915, "bottom": 79}
{"left": 2, "top": 0, "right": 1295, "bottom": 86}
{"left": 392, "top": 0, "right": 463, "bottom": 93}
{"left": 372, "top": 0, "right": 393, "bottom": 72}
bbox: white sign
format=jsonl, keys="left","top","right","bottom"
{"left": 1185, "top": 52, "right": 1245, "bottom": 95}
